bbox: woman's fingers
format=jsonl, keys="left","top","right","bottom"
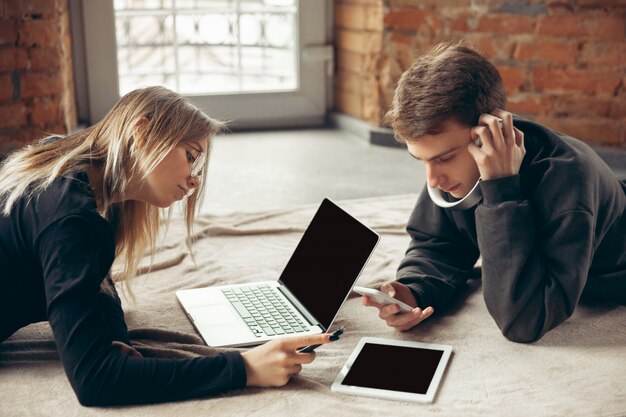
{"left": 288, "top": 364, "right": 303, "bottom": 375}
{"left": 281, "top": 333, "right": 331, "bottom": 351}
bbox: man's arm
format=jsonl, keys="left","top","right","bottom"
{"left": 396, "top": 190, "right": 481, "bottom": 312}
{"left": 476, "top": 176, "right": 594, "bottom": 343}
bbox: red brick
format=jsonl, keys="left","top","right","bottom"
{"left": 514, "top": 40, "right": 535, "bottom": 61}
{"left": 389, "top": 0, "right": 470, "bottom": 6}
{"left": 534, "top": 116, "right": 620, "bottom": 145}
{"left": 577, "top": 0, "right": 626, "bottom": 5}
{"left": 336, "top": 29, "right": 382, "bottom": 54}
{"left": 364, "top": 5, "right": 384, "bottom": 32}
{"left": 14, "top": 127, "right": 49, "bottom": 144}
{"left": 561, "top": 118, "right": 622, "bottom": 145}
{"left": 384, "top": 9, "right": 430, "bottom": 30}
{"left": 363, "top": 86, "right": 381, "bottom": 123}
{"left": 335, "top": 89, "right": 362, "bottom": 119}
{"left": 0, "top": 47, "right": 27, "bottom": 71}
{"left": 390, "top": 33, "right": 412, "bottom": 45}
{"left": 31, "top": 98, "right": 61, "bottom": 127}
{"left": 335, "top": 4, "right": 366, "bottom": 30}
{"left": 514, "top": 39, "right": 579, "bottom": 65}
{"left": 475, "top": 14, "right": 535, "bottom": 35}
{"left": 379, "top": 52, "right": 403, "bottom": 86}
{"left": 0, "top": 102, "right": 27, "bottom": 129}
{"left": 609, "top": 95, "right": 626, "bottom": 118}
{"left": 20, "top": 72, "right": 63, "bottom": 97}
{"left": 382, "top": 87, "right": 395, "bottom": 112}
{"left": 551, "top": 94, "right": 613, "bottom": 118}
{"left": 393, "top": 38, "right": 415, "bottom": 69}
{"left": 537, "top": 14, "right": 625, "bottom": 40}
{"left": 0, "top": 138, "right": 28, "bottom": 157}
{"left": 497, "top": 66, "right": 527, "bottom": 93}
{"left": 533, "top": 68, "right": 622, "bottom": 94}
{"left": 17, "top": 46, "right": 28, "bottom": 68}
{"left": 336, "top": 70, "right": 379, "bottom": 96}
{"left": 449, "top": 12, "right": 472, "bottom": 31}
{"left": 384, "top": 9, "right": 441, "bottom": 31}
{"left": 337, "top": 0, "right": 380, "bottom": 5}
{"left": 535, "top": 39, "right": 578, "bottom": 65}
{"left": 19, "top": 19, "right": 59, "bottom": 47}
{"left": 507, "top": 93, "right": 553, "bottom": 116}
{"left": 4, "top": 0, "right": 57, "bottom": 17}
{"left": 0, "top": 73, "right": 13, "bottom": 100}
{"left": 0, "top": 18, "right": 17, "bottom": 45}
{"left": 337, "top": 50, "right": 365, "bottom": 73}
{"left": 29, "top": 46, "right": 62, "bottom": 70}
{"left": 335, "top": 70, "right": 361, "bottom": 94}
{"left": 464, "top": 35, "right": 517, "bottom": 61}
{"left": 41, "top": 122, "right": 67, "bottom": 135}
{"left": 579, "top": 41, "right": 626, "bottom": 68}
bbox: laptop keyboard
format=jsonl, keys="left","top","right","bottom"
{"left": 222, "top": 285, "right": 309, "bottom": 338}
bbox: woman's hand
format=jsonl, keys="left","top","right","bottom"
{"left": 241, "top": 333, "right": 332, "bottom": 387}
{"left": 362, "top": 281, "right": 434, "bottom": 332}
{"left": 467, "top": 110, "right": 526, "bottom": 180}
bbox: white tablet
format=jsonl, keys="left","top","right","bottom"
{"left": 331, "top": 337, "right": 452, "bottom": 403}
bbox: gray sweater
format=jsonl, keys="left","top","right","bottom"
{"left": 397, "top": 118, "right": 626, "bottom": 343}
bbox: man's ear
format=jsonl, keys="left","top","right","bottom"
{"left": 132, "top": 116, "right": 150, "bottom": 149}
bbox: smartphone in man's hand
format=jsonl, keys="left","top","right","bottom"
{"left": 353, "top": 286, "right": 413, "bottom": 313}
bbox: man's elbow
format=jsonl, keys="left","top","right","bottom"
{"left": 497, "top": 318, "right": 548, "bottom": 344}
{"left": 500, "top": 326, "right": 543, "bottom": 344}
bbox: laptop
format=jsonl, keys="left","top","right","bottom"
{"left": 176, "top": 198, "right": 379, "bottom": 347}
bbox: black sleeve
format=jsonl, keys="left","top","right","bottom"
{"left": 476, "top": 175, "right": 594, "bottom": 343}
{"left": 396, "top": 190, "right": 480, "bottom": 312}
{"left": 98, "top": 275, "right": 132, "bottom": 346}
{"left": 37, "top": 214, "right": 247, "bottom": 406}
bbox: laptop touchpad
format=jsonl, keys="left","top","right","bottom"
{"left": 189, "top": 305, "right": 239, "bottom": 326}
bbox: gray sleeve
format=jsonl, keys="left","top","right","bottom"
{"left": 396, "top": 190, "right": 480, "bottom": 312}
{"left": 476, "top": 175, "right": 594, "bottom": 343}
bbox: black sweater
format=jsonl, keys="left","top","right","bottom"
{"left": 397, "top": 118, "right": 626, "bottom": 343}
{"left": 0, "top": 172, "right": 246, "bottom": 406}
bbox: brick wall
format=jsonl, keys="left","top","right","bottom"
{"left": 334, "top": 0, "right": 626, "bottom": 147}
{"left": 0, "top": 0, "right": 76, "bottom": 157}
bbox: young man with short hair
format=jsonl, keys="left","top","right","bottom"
{"left": 362, "top": 42, "right": 626, "bottom": 343}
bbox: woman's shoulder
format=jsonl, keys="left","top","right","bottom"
{"left": 34, "top": 172, "right": 109, "bottom": 233}
{"left": 40, "top": 171, "right": 96, "bottom": 207}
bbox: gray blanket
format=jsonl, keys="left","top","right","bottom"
{"left": 1, "top": 194, "right": 625, "bottom": 417}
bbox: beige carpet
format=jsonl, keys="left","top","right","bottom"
{"left": 1, "top": 194, "right": 625, "bottom": 417}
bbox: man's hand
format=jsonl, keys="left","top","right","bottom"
{"left": 362, "top": 281, "right": 434, "bottom": 332}
{"left": 241, "top": 333, "right": 332, "bottom": 387}
{"left": 467, "top": 109, "right": 526, "bottom": 180}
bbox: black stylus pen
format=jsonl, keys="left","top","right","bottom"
{"left": 297, "top": 327, "right": 345, "bottom": 353}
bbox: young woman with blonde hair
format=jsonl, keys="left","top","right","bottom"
{"left": 0, "top": 86, "right": 332, "bottom": 406}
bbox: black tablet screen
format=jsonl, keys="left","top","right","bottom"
{"left": 341, "top": 343, "right": 444, "bottom": 394}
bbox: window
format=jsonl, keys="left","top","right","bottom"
{"left": 78, "top": 0, "right": 332, "bottom": 128}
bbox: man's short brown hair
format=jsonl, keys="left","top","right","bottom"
{"left": 385, "top": 41, "right": 506, "bottom": 143}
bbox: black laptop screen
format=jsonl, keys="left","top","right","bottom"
{"left": 279, "top": 199, "right": 379, "bottom": 329}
